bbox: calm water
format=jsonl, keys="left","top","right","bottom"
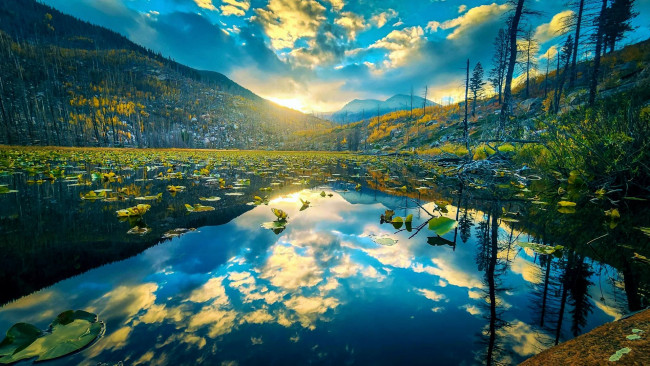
{"left": 0, "top": 153, "right": 647, "bottom": 365}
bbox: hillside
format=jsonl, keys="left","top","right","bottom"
{"left": 0, "top": 0, "right": 332, "bottom": 149}
{"left": 328, "top": 94, "right": 437, "bottom": 123}
{"left": 304, "top": 38, "right": 650, "bottom": 153}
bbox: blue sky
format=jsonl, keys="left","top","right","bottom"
{"left": 42, "top": 0, "right": 650, "bottom": 112}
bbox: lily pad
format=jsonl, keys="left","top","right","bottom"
{"left": 517, "top": 242, "right": 564, "bottom": 255}
{"left": 271, "top": 208, "right": 288, "bottom": 220}
{"left": 0, "top": 310, "right": 103, "bottom": 364}
{"left": 557, "top": 201, "right": 576, "bottom": 207}
{"left": 608, "top": 347, "right": 631, "bottom": 362}
{"left": 135, "top": 193, "right": 162, "bottom": 201}
{"left": 427, "top": 236, "right": 455, "bottom": 247}
{"left": 372, "top": 236, "right": 398, "bottom": 246}
{"left": 199, "top": 196, "right": 221, "bottom": 202}
{"left": 261, "top": 220, "right": 287, "bottom": 235}
{"left": 185, "top": 204, "right": 215, "bottom": 212}
{"left": 116, "top": 204, "right": 150, "bottom": 217}
{"left": 428, "top": 217, "right": 458, "bottom": 236}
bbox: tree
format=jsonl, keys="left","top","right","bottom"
{"left": 500, "top": 0, "right": 527, "bottom": 133}
{"left": 589, "top": 0, "right": 608, "bottom": 107}
{"left": 519, "top": 28, "right": 539, "bottom": 99}
{"left": 603, "top": 0, "right": 637, "bottom": 53}
{"left": 568, "top": 0, "right": 586, "bottom": 88}
{"left": 469, "top": 62, "right": 486, "bottom": 117}
{"left": 463, "top": 59, "right": 471, "bottom": 162}
{"left": 489, "top": 28, "right": 509, "bottom": 104}
{"left": 554, "top": 36, "right": 574, "bottom": 113}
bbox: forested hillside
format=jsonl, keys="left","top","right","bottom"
{"left": 0, "top": 0, "right": 331, "bottom": 149}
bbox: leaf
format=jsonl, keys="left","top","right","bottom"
{"left": 608, "top": 347, "right": 631, "bottom": 362}
{"left": 355, "top": 184, "right": 362, "bottom": 191}
{"left": 557, "top": 207, "right": 576, "bottom": 214}
{"left": 557, "top": 201, "right": 576, "bottom": 207}
{"left": 166, "top": 185, "right": 185, "bottom": 193}
{"left": 261, "top": 220, "right": 287, "bottom": 235}
{"left": 135, "top": 193, "right": 162, "bottom": 201}
{"left": 391, "top": 217, "right": 403, "bottom": 229}
{"left": 405, "top": 214, "right": 413, "bottom": 223}
{"left": 517, "top": 242, "right": 564, "bottom": 255}
{"left": 199, "top": 196, "right": 221, "bottom": 202}
{"left": 0, "top": 310, "right": 103, "bottom": 364}
{"left": 127, "top": 226, "right": 151, "bottom": 235}
{"left": 382, "top": 210, "right": 395, "bottom": 222}
{"left": 185, "top": 204, "right": 215, "bottom": 212}
{"left": 320, "top": 191, "right": 326, "bottom": 197}
{"left": 428, "top": 217, "right": 458, "bottom": 236}
{"left": 271, "top": 208, "right": 288, "bottom": 220}
{"left": 115, "top": 204, "right": 150, "bottom": 217}
{"left": 427, "top": 236, "right": 455, "bottom": 247}
{"left": 0, "top": 323, "right": 42, "bottom": 358}
{"left": 372, "top": 236, "right": 398, "bottom": 246}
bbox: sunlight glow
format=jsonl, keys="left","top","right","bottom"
{"left": 266, "top": 97, "right": 309, "bottom": 113}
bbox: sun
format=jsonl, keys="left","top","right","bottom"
{"left": 266, "top": 96, "right": 308, "bottom": 113}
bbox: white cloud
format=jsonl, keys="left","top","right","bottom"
{"left": 334, "top": 11, "right": 368, "bottom": 40}
{"left": 323, "top": 0, "right": 345, "bottom": 12}
{"left": 253, "top": 0, "right": 327, "bottom": 49}
{"left": 193, "top": 0, "right": 217, "bottom": 11}
{"left": 369, "top": 26, "right": 425, "bottom": 68}
{"left": 426, "top": 3, "right": 510, "bottom": 39}
{"left": 534, "top": 10, "right": 573, "bottom": 43}
{"left": 417, "top": 288, "right": 446, "bottom": 302}
{"left": 220, "top": 0, "right": 250, "bottom": 16}
{"left": 370, "top": 9, "right": 398, "bottom": 28}
{"left": 458, "top": 5, "right": 467, "bottom": 14}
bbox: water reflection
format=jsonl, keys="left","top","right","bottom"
{"left": 0, "top": 186, "right": 643, "bottom": 365}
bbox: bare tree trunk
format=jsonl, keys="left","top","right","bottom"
{"left": 500, "top": 0, "right": 526, "bottom": 135}
{"left": 589, "top": 0, "right": 608, "bottom": 107}
{"left": 464, "top": 59, "right": 471, "bottom": 161}
{"left": 569, "top": 0, "right": 585, "bottom": 88}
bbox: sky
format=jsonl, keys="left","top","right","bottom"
{"left": 41, "top": 0, "right": 650, "bottom": 113}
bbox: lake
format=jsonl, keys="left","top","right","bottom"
{"left": 0, "top": 148, "right": 648, "bottom": 365}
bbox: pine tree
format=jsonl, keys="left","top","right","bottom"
{"left": 469, "top": 62, "right": 486, "bottom": 118}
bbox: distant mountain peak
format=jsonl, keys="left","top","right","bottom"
{"left": 328, "top": 94, "right": 437, "bottom": 123}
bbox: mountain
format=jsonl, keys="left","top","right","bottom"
{"left": 329, "top": 94, "right": 438, "bottom": 123}
{"left": 0, "top": 0, "right": 332, "bottom": 149}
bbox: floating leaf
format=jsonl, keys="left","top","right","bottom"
{"left": 80, "top": 191, "right": 106, "bottom": 200}
{"left": 199, "top": 196, "right": 221, "bottom": 202}
{"left": 162, "top": 228, "right": 195, "bottom": 239}
{"left": 557, "top": 201, "right": 576, "bottom": 207}
{"left": 0, "top": 186, "right": 18, "bottom": 194}
{"left": 428, "top": 217, "right": 457, "bottom": 236}
{"left": 320, "top": 191, "right": 326, "bottom": 197}
{"left": 427, "top": 236, "right": 455, "bottom": 247}
{"left": 557, "top": 207, "right": 576, "bottom": 214}
{"left": 392, "top": 217, "right": 403, "bottom": 230}
{"left": 405, "top": 214, "right": 413, "bottom": 223}
{"left": 166, "top": 185, "right": 185, "bottom": 193}
{"left": 299, "top": 199, "right": 310, "bottom": 211}
{"left": 373, "top": 236, "right": 398, "bottom": 246}
{"left": 135, "top": 193, "right": 162, "bottom": 201}
{"left": 626, "top": 334, "right": 641, "bottom": 340}
{"left": 271, "top": 208, "right": 288, "bottom": 220}
{"left": 116, "top": 204, "right": 150, "bottom": 217}
{"left": 185, "top": 204, "right": 215, "bottom": 212}
{"left": 0, "top": 310, "right": 103, "bottom": 364}
{"left": 381, "top": 210, "right": 395, "bottom": 223}
{"left": 355, "top": 184, "right": 361, "bottom": 191}
{"left": 517, "top": 242, "right": 564, "bottom": 255}
{"left": 608, "top": 347, "right": 631, "bottom": 362}
{"left": 261, "top": 220, "right": 287, "bottom": 235}
{"left": 127, "top": 226, "right": 151, "bottom": 235}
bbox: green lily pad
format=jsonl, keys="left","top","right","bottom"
{"left": 518, "top": 242, "right": 564, "bottom": 255}
{"left": 608, "top": 347, "right": 631, "bottom": 362}
{"left": 373, "top": 236, "right": 398, "bottom": 246}
{"left": 428, "top": 217, "right": 458, "bottom": 236}
{"left": 185, "top": 204, "right": 215, "bottom": 212}
{"left": 427, "top": 236, "right": 455, "bottom": 247}
{"left": 0, "top": 310, "right": 103, "bottom": 364}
